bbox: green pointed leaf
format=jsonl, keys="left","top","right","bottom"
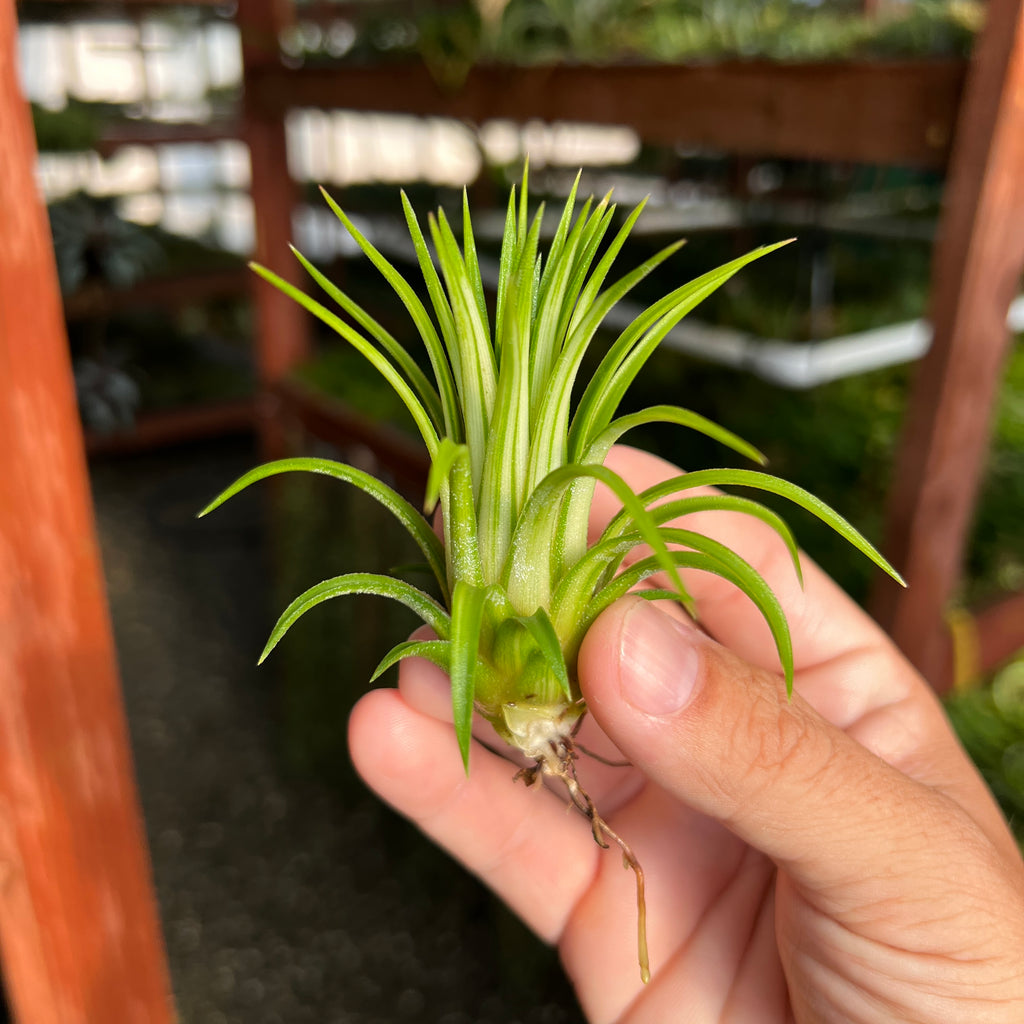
{"left": 609, "top": 469, "right": 905, "bottom": 586}
{"left": 587, "top": 405, "right": 766, "bottom": 468}
{"left": 462, "top": 188, "right": 490, "bottom": 337}
{"left": 371, "top": 639, "right": 451, "bottom": 682}
{"left": 550, "top": 532, "right": 644, "bottom": 643}
{"left": 399, "top": 190, "right": 463, "bottom": 403}
{"left": 537, "top": 170, "right": 581, "bottom": 296}
{"left": 249, "top": 262, "right": 440, "bottom": 455}
{"left": 321, "top": 187, "right": 460, "bottom": 439}
{"left": 517, "top": 158, "right": 529, "bottom": 243}
{"left": 659, "top": 525, "right": 794, "bottom": 692}
{"left": 593, "top": 493, "right": 804, "bottom": 590}
{"left": 433, "top": 206, "right": 495, "bottom": 366}
{"left": 494, "top": 185, "right": 518, "bottom": 351}
{"left": 556, "top": 406, "right": 766, "bottom": 580}
{"left": 260, "top": 573, "right": 450, "bottom": 664}
{"left": 532, "top": 184, "right": 590, "bottom": 399}
{"left": 570, "top": 240, "right": 792, "bottom": 458}
{"left": 428, "top": 440, "right": 483, "bottom": 588}
{"left": 528, "top": 236, "right": 688, "bottom": 492}
{"left": 635, "top": 588, "right": 683, "bottom": 603}
{"left": 565, "top": 197, "right": 651, "bottom": 340}
{"left": 515, "top": 606, "right": 571, "bottom": 701}
{"left": 584, "top": 544, "right": 795, "bottom": 695}
{"left": 505, "top": 463, "right": 692, "bottom": 616}
{"left": 430, "top": 207, "right": 496, "bottom": 486}
{"left": 199, "top": 456, "right": 448, "bottom": 601}
{"left": 425, "top": 437, "right": 463, "bottom": 514}
{"left": 451, "top": 581, "right": 488, "bottom": 772}
{"left": 642, "top": 495, "right": 803, "bottom": 587}
{"left": 288, "top": 245, "right": 444, "bottom": 431}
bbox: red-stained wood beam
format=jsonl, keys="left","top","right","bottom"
{"left": 0, "top": 1, "right": 174, "bottom": 1020}
{"left": 974, "top": 592, "right": 1024, "bottom": 676}
{"left": 85, "top": 399, "right": 255, "bottom": 457}
{"left": 239, "top": 0, "right": 308, "bottom": 459}
{"left": 871, "top": 0, "right": 1024, "bottom": 688}
{"left": 62, "top": 268, "right": 247, "bottom": 320}
{"left": 246, "top": 58, "right": 965, "bottom": 170}
{"left": 275, "top": 378, "right": 430, "bottom": 493}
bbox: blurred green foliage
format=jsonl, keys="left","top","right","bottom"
{"left": 290, "top": 0, "right": 981, "bottom": 69}
{"left": 30, "top": 99, "right": 131, "bottom": 153}
{"left": 946, "top": 660, "right": 1024, "bottom": 844}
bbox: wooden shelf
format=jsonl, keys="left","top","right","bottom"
{"left": 85, "top": 397, "right": 255, "bottom": 455}
{"left": 17, "top": 0, "right": 226, "bottom": 18}
{"left": 274, "top": 376, "right": 431, "bottom": 491}
{"left": 63, "top": 267, "right": 247, "bottom": 319}
{"left": 248, "top": 58, "right": 967, "bottom": 169}
{"left": 96, "top": 118, "right": 242, "bottom": 155}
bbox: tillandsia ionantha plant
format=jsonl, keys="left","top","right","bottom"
{"left": 200, "top": 167, "right": 904, "bottom": 983}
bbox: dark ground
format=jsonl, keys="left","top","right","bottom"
{"left": 89, "top": 437, "right": 581, "bottom": 1024}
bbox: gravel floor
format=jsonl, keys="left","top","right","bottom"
{"left": 90, "top": 438, "right": 582, "bottom": 1024}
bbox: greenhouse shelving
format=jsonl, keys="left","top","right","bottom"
{"left": 246, "top": 57, "right": 966, "bottom": 169}
{"left": 19, "top": 0, "right": 257, "bottom": 452}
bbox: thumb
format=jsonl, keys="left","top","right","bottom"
{"left": 577, "top": 596, "right": 957, "bottom": 900}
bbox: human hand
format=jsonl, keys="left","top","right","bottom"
{"left": 348, "top": 446, "right": 1024, "bottom": 1023}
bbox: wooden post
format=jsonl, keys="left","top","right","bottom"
{"left": 239, "top": 0, "right": 308, "bottom": 458}
{"left": 871, "top": 0, "right": 1024, "bottom": 688}
{"left": 0, "top": 1, "right": 175, "bottom": 1020}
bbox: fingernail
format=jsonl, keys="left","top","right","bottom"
{"left": 619, "top": 601, "right": 701, "bottom": 717}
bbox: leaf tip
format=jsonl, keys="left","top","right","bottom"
{"left": 455, "top": 721, "right": 472, "bottom": 775}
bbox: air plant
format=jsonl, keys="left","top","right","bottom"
{"left": 200, "top": 169, "right": 903, "bottom": 983}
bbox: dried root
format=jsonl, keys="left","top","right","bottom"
{"left": 515, "top": 733, "right": 650, "bottom": 985}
